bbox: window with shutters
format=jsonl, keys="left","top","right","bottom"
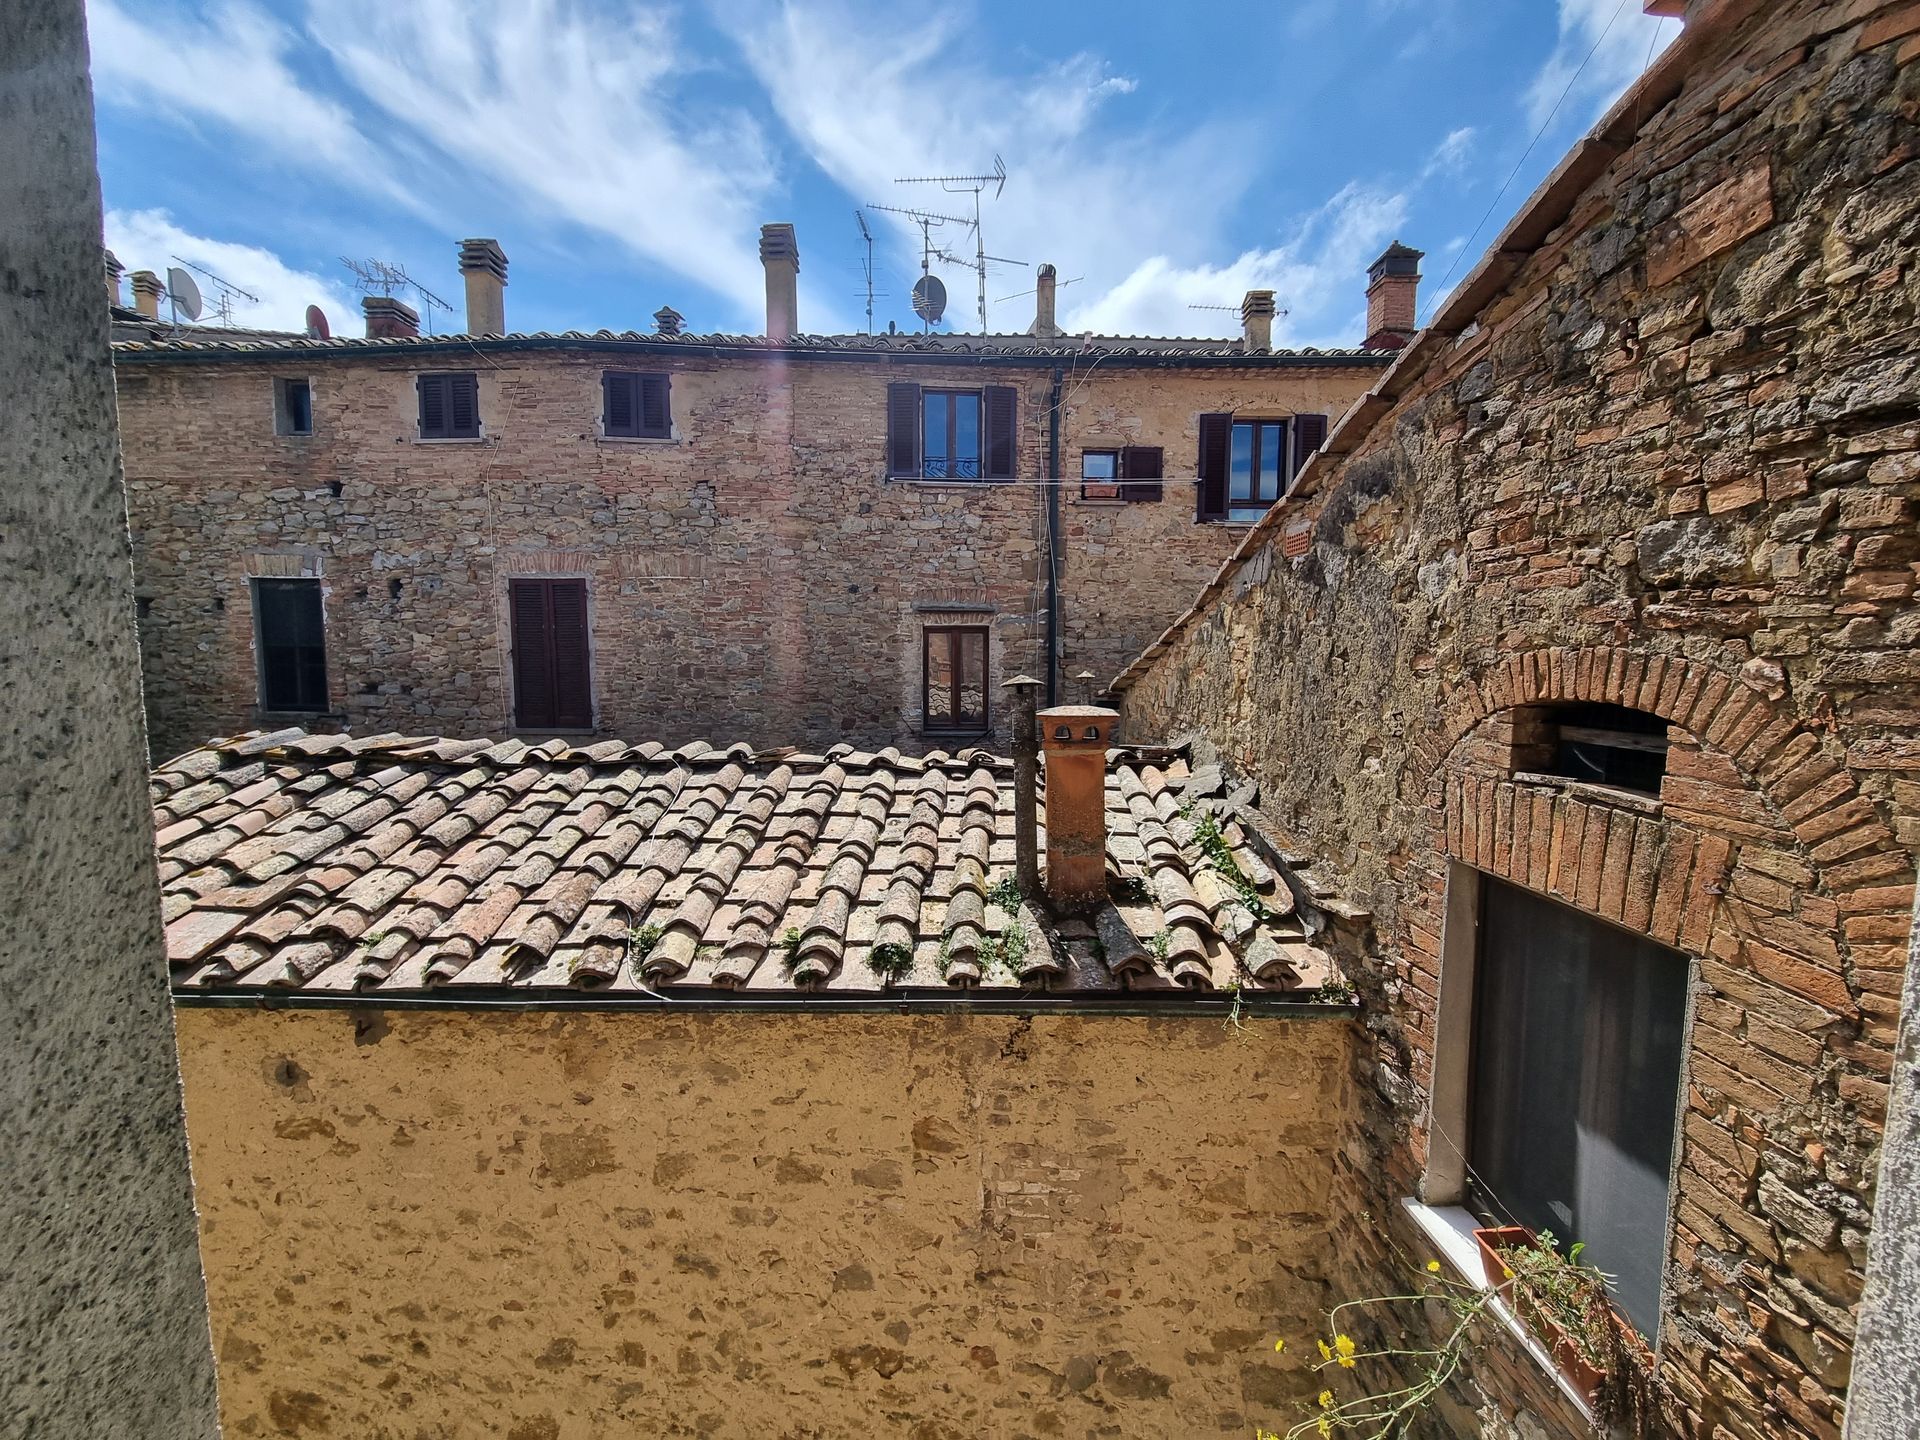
{"left": 252, "top": 578, "right": 328, "bottom": 713}
{"left": 602, "top": 370, "right": 671, "bottom": 439}
{"left": 417, "top": 371, "right": 480, "bottom": 440}
{"left": 922, "top": 626, "right": 989, "bottom": 734}
{"left": 508, "top": 578, "right": 593, "bottom": 731}
{"left": 1081, "top": 449, "right": 1120, "bottom": 499}
{"left": 886, "top": 381, "right": 1017, "bottom": 481}
{"left": 1080, "top": 446, "right": 1164, "bottom": 502}
{"left": 1195, "top": 411, "right": 1327, "bottom": 522}
{"left": 273, "top": 377, "right": 313, "bottom": 436}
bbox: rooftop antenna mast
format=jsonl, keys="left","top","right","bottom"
{"left": 864, "top": 201, "right": 972, "bottom": 332}
{"left": 339, "top": 256, "right": 455, "bottom": 335}
{"left": 894, "top": 154, "right": 1014, "bottom": 334}
{"left": 167, "top": 255, "right": 258, "bottom": 327}
{"left": 854, "top": 209, "right": 879, "bottom": 334}
{"left": 1188, "top": 299, "right": 1289, "bottom": 334}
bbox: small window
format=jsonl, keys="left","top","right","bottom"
{"left": 274, "top": 377, "right": 312, "bottom": 436}
{"left": 923, "top": 626, "right": 988, "bottom": 734}
{"left": 417, "top": 372, "right": 480, "bottom": 440}
{"left": 1529, "top": 703, "right": 1669, "bottom": 795}
{"left": 603, "top": 371, "right": 671, "bottom": 439}
{"left": 1228, "top": 419, "right": 1287, "bottom": 523}
{"left": 1468, "top": 877, "right": 1687, "bottom": 1338}
{"left": 1081, "top": 450, "right": 1120, "bottom": 498}
{"left": 253, "top": 578, "right": 327, "bottom": 713}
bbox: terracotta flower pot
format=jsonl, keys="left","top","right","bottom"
{"left": 1472, "top": 1225, "right": 1534, "bottom": 1290}
{"left": 1549, "top": 1329, "right": 1607, "bottom": 1402}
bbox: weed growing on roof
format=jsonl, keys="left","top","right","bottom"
{"left": 625, "top": 923, "right": 663, "bottom": 966}
{"left": 1188, "top": 808, "right": 1270, "bottom": 920}
{"left": 360, "top": 930, "right": 390, "bottom": 947}
{"left": 982, "top": 921, "right": 1032, "bottom": 980}
{"left": 868, "top": 941, "right": 913, "bottom": 980}
{"left": 1148, "top": 928, "right": 1172, "bottom": 965}
{"left": 779, "top": 926, "right": 803, "bottom": 970}
{"left": 1315, "top": 977, "right": 1358, "bottom": 1005}
{"left": 986, "top": 874, "right": 1022, "bottom": 912}
{"left": 1089, "top": 935, "right": 1107, "bottom": 965}
{"left": 1111, "top": 873, "right": 1152, "bottom": 904}
{"left": 1223, "top": 976, "right": 1247, "bottom": 1034}
{"left": 936, "top": 933, "right": 955, "bottom": 979}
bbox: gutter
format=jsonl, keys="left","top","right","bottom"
{"left": 171, "top": 986, "right": 1356, "bottom": 1020}
{"left": 1105, "top": 0, "right": 1770, "bottom": 696}
{"left": 1046, "top": 363, "right": 1063, "bottom": 706}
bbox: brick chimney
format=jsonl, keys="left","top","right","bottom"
{"left": 1040, "top": 705, "right": 1117, "bottom": 910}
{"left": 457, "top": 237, "right": 508, "bottom": 336}
{"left": 653, "top": 305, "right": 684, "bottom": 337}
{"left": 1032, "top": 263, "right": 1061, "bottom": 338}
{"left": 1365, "top": 241, "right": 1423, "bottom": 350}
{"left": 362, "top": 295, "right": 420, "bottom": 339}
{"left": 760, "top": 223, "right": 799, "bottom": 341}
{"left": 1240, "top": 289, "right": 1276, "bottom": 353}
{"left": 104, "top": 249, "right": 124, "bottom": 308}
{"left": 130, "top": 270, "right": 163, "bottom": 319}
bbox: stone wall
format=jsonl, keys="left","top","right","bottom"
{"left": 1116, "top": 3, "right": 1920, "bottom": 1435}
{"left": 114, "top": 347, "right": 1379, "bottom": 759}
{"left": 0, "top": 1, "right": 220, "bottom": 1431}
{"left": 175, "top": 1006, "right": 1354, "bottom": 1439}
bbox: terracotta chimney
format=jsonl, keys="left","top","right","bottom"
{"left": 653, "top": 305, "right": 684, "bottom": 337}
{"left": 760, "top": 223, "right": 800, "bottom": 341}
{"left": 104, "top": 249, "right": 124, "bottom": 308}
{"left": 362, "top": 295, "right": 420, "bottom": 339}
{"left": 1364, "top": 241, "right": 1423, "bottom": 350}
{"left": 457, "top": 237, "right": 508, "bottom": 336}
{"left": 1032, "top": 263, "right": 1061, "bottom": 338}
{"left": 1040, "top": 705, "right": 1117, "bottom": 910}
{"left": 1240, "top": 289, "right": 1276, "bottom": 353}
{"left": 130, "top": 269, "right": 163, "bottom": 320}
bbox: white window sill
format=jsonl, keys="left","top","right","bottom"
{"left": 596, "top": 434, "right": 677, "bottom": 445}
{"left": 414, "top": 436, "right": 486, "bottom": 445}
{"left": 1399, "top": 1198, "right": 1598, "bottom": 1423}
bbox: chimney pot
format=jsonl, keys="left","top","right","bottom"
{"left": 760, "top": 223, "right": 800, "bottom": 341}
{"left": 1031, "top": 263, "right": 1060, "bottom": 338}
{"left": 130, "top": 269, "right": 163, "bottom": 320}
{"left": 457, "top": 238, "right": 508, "bottom": 336}
{"left": 362, "top": 294, "right": 420, "bottom": 339}
{"left": 105, "top": 249, "right": 124, "bottom": 308}
{"left": 1365, "top": 241, "right": 1423, "bottom": 350}
{"left": 653, "top": 305, "right": 684, "bottom": 337}
{"left": 1240, "top": 289, "right": 1276, "bottom": 353}
{"left": 1039, "top": 705, "right": 1117, "bottom": 910}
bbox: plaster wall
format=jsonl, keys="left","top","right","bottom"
{"left": 175, "top": 1007, "right": 1355, "bottom": 1439}
{"left": 0, "top": 1, "right": 220, "bottom": 1431}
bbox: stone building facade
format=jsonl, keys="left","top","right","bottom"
{"left": 1114, "top": 1, "right": 1920, "bottom": 1435}
{"left": 111, "top": 257, "right": 1392, "bottom": 760}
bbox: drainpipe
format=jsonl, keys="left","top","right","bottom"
{"left": 1046, "top": 365, "right": 1063, "bottom": 707}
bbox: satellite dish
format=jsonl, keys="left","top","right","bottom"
{"left": 165, "top": 266, "right": 203, "bottom": 322}
{"left": 304, "top": 304, "right": 331, "bottom": 340}
{"left": 911, "top": 273, "right": 947, "bottom": 325}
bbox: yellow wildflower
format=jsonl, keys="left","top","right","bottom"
{"left": 1426, "top": 1259, "right": 1441, "bottom": 1273}
{"left": 1316, "top": 1338, "right": 1332, "bottom": 1361}
{"left": 1318, "top": 1389, "right": 1334, "bottom": 1410}
{"left": 1318, "top": 1420, "right": 1332, "bottom": 1437}
{"left": 1274, "top": 1338, "right": 1286, "bottom": 1354}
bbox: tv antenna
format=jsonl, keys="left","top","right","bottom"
{"left": 893, "top": 155, "right": 1019, "bottom": 334}
{"left": 865, "top": 202, "right": 974, "bottom": 332}
{"left": 339, "top": 256, "right": 455, "bottom": 334}
{"left": 996, "top": 274, "right": 1083, "bottom": 304}
{"left": 167, "top": 255, "right": 257, "bottom": 327}
{"left": 854, "top": 209, "right": 887, "bottom": 334}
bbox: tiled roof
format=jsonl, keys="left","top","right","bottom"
{"left": 112, "top": 327, "right": 1394, "bottom": 367}
{"left": 153, "top": 730, "right": 1341, "bottom": 1001}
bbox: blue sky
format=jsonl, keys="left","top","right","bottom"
{"left": 88, "top": 0, "right": 1679, "bottom": 348}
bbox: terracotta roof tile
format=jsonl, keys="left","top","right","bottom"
{"left": 153, "top": 730, "right": 1343, "bottom": 1002}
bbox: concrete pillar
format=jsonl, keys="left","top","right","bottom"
{"left": 457, "top": 237, "right": 507, "bottom": 336}
{"left": 0, "top": 1, "right": 221, "bottom": 1432}
{"left": 1040, "top": 705, "right": 1117, "bottom": 910}
{"left": 1844, "top": 891, "right": 1920, "bottom": 1439}
{"left": 760, "top": 222, "right": 799, "bottom": 341}
{"left": 1240, "top": 289, "right": 1275, "bottom": 353}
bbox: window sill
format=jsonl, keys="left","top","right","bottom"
{"left": 1511, "top": 771, "right": 1663, "bottom": 815}
{"left": 414, "top": 436, "right": 487, "bottom": 445}
{"left": 923, "top": 728, "right": 993, "bottom": 741}
{"left": 512, "top": 727, "right": 599, "bottom": 738}
{"left": 596, "top": 434, "right": 677, "bottom": 445}
{"left": 1399, "top": 1198, "right": 1598, "bottom": 1423}
{"left": 889, "top": 476, "right": 1010, "bottom": 487}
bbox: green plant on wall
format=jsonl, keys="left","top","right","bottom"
{"left": 626, "top": 923, "right": 663, "bottom": 966}
{"left": 868, "top": 941, "right": 913, "bottom": 979}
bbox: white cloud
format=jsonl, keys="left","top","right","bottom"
{"left": 1422, "top": 126, "right": 1477, "bottom": 181}
{"left": 1070, "top": 183, "right": 1411, "bottom": 349}
{"left": 733, "top": 2, "right": 1251, "bottom": 337}
{"left": 1525, "top": 0, "right": 1682, "bottom": 134}
{"left": 104, "top": 208, "right": 360, "bottom": 333}
{"left": 311, "top": 0, "right": 781, "bottom": 327}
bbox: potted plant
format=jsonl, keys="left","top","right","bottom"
{"left": 1471, "top": 1223, "right": 1535, "bottom": 1290}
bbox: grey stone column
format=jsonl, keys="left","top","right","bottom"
{"left": 0, "top": 1, "right": 222, "bottom": 1433}
{"left": 1846, "top": 891, "right": 1920, "bottom": 1439}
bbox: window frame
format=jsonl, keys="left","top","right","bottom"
{"left": 273, "top": 376, "right": 313, "bottom": 436}
{"left": 1227, "top": 417, "right": 1289, "bottom": 521}
{"left": 416, "top": 371, "right": 481, "bottom": 441}
{"left": 921, "top": 388, "right": 984, "bottom": 481}
{"left": 921, "top": 624, "right": 990, "bottom": 736}
{"left": 1080, "top": 448, "right": 1122, "bottom": 499}
{"left": 602, "top": 369, "right": 672, "bottom": 440}
{"left": 250, "top": 576, "right": 329, "bottom": 715}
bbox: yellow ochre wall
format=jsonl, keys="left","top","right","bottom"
{"left": 175, "top": 1007, "right": 1357, "bottom": 1439}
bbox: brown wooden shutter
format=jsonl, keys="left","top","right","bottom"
{"left": 886, "top": 382, "right": 921, "bottom": 477}
{"left": 547, "top": 579, "right": 592, "bottom": 728}
{"left": 984, "top": 385, "right": 1017, "bottom": 479}
{"left": 1291, "top": 412, "right": 1328, "bottom": 483}
{"left": 638, "top": 374, "right": 671, "bottom": 438}
{"left": 1196, "top": 412, "right": 1232, "bottom": 520}
{"left": 1119, "top": 445, "right": 1163, "bottom": 502}
{"left": 509, "top": 579, "right": 556, "bottom": 728}
{"left": 603, "top": 372, "right": 637, "bottom": 436}
{"left": 449, "top": 372, "right": 479, "bottom": 437}
{"left": 418, "top": 374, "right": 448, "bottom": 437}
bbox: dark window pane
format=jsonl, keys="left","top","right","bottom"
{"left": 957, "top": 629, "right": 986, "bottom": 726}
{"left": 280, "top": 379, "right": 312, "bottom": 434}
{"left": 1259, "top": 423, "right": 1283, "bottom": 498}
{"left": 954, "top": 393, "right": 980, "bottom": 477}
{"left": 924, "top": 627, "right": 988, "bottom": 733}
{"left": 923, "top": 392, "right": 949, "bottom": 474}
{"left": 255, "top": 579, "right": 327, "bottom": 712}
{"left": 1229, "top": 422, "right": 1254, "bottom": 501}
{"left": 1468, "top": 877, "right": 1687, "bottom": 1338}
